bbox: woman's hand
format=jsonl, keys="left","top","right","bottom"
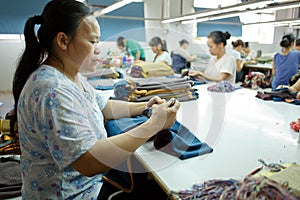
{"left": 188, "top": 71, "right": 204, "bottom": 77}
{"left": 149, "top": 100, "right": 180, "bottom": 131}
{"left": 146, "top": 96, "right": 165, "bottom": 108}
{"left": 276, "top": 85, "right": 289, "bottom": 89}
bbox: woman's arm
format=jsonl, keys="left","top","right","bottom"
{"left": 186, "top": 55, "right": 197, "bottom": 62}
{"left": 102, "top": 97, "right": 165, "bottom": 120}
{"left": 201, "top": 72, "right": 230, "bottom": 82}
{"left": 189, "top": 71, "right": 230, "bottom": 82}
{"left": 71, "top": 100, "right": 180, "bottom": 176}
{"left": 135, "top": 50, "right": 141, "bottom": 60}
{"left": 290, "top": 78, "right": 300, "bottom": 92}
{"left": 272, "top": 61, "right": 276, "bottom": 76}
{"left": 102, "top": 100, "right": 147, "bottom": 120}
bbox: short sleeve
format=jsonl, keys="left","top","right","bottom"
{"left": 80, "top": 74, "right": 108, "bottom": 110}
{"left": 95, "top": 92, "right": 108, "bottom": 110}
{"left": 220, "top": 54, "right": 236, "bottom": 75}
{"left": 40, "top": 88, "right": 99, "bottom": 169}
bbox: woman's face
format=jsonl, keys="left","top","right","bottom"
{"left": 207, "top": 37, "right": 222, "bottom": 56}
{"left": 182, "top": 43, "right": 189, "bottom": 49}
{"left": 150, "top": 43, "right": 161, "bottom": 54}
{"left": 68, "top": 15, "right": 101, "bottom": 73}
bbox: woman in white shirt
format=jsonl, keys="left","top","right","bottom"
{"left": 149, "top": 36, "right": 172, "bottom": 66}
{"left": 189, "top": 31, "right": 236, "bottom": 84}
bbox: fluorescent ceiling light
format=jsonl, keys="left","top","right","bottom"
{"left": 208, "top": 13, "right": 240, "bottom": 21}
{"left": 162, "top": 0, "right": 273, "bottom": 24}
{"left": 243, "top": 18, "right": 300, "bottom": 26}
{"left": 182, "top": 17, "right": 210, "bottom": 24}
{"left": 94, "top": 0, "right": 142, "bottom": 17}
{"left": 179, "top": 0, "right": 299, "bottom": 24}
{"left": 246, "top": 1, "right": 300, "bottom": 14}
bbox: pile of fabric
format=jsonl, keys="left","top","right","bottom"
{"left": 0, "top": 116, "right": 22, "bottom": 199}
{"left": 0, "top": 156, "right": 22, "bottom": 199}
{"left": 113, "top": 77, "right": 198, "bottom": 102}
{"left": 207, "top": 81, "right": 236, "bottom": 93}
{"left": 241, "top": 71, "right": 271, "bottom": 90}
{"left": 0, "top": 119, "right": 20, "bottom": 155}
{"left": 255, "top": 88, "right": 300, "bottom": 105}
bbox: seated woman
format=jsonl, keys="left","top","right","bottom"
{"left": 229, "top": 39, "right": 246, "bottom": 82}
{"left": 148, "top": 36, "right": 172, "bottom": 66}
{"left": 242, "top": 42, "right": 257, "bottom": 60}
{"left": 189, "top": 31, "right": 236, "bottom": 84}
{"left": 171, "top": 39, "right": 197, "bottom": 73}
{"left": 272, "top": 33, "right": 300, "bottom": 89}
{"left": 116, "top": 36, "right": 146, "bottom": 61}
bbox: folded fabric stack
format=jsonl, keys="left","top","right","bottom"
{"left": 128, "top": 61, "right": 174, "bottom": 78}
{"left": 113, "top": 77, "right": 199, "bottom": 102}
{"left": 82, "top": 68, "right": 121, "bottom": 79}
{"left": 0, "top": 119, "right": 21, "bottom": 155}
{"left": 81, "top": 68, "right": 122, "bottom": 90}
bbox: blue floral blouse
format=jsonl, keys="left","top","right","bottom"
{"left": 18, "top": 65, "right": 108, "bottom": 199}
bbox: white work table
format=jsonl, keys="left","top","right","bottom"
{"left": 134, "top": 84, "right": 300, "bottom": 196}
{"left": 244, "top": 63, "right": 273, "bottom": 71}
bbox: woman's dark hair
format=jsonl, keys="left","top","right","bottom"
{"left": 179, "top": 39, "right": 189, "bottom": 46}
{"left": 296, "top": 39, "right": 300, "bottom": 46}
{"left": 117, "top": 36, "right": 125, "bottom": 48}
{"left": 244, "top": 42, "right": 249, "bottom": 48}
{"left": 207, "top": 31, "right": 231, "bottom": 46}
{"left": 280, "top": 33, "right": 295, "bottom": 48}
{"left": 149, "top": 36, "right": 168, "bottom": 52}
{"left": 11, "top": 0, "right": 91, "bottom": 133}
{"left": 231, "top": 39, "right": 244, "bottom": 48}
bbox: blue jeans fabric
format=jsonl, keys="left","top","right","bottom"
{"left": 105, "top": 116, "right": 213, "bottom": 160}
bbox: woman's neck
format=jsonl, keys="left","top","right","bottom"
{"left": 216, "top": 49, "right": 226, "bottom": 60}
{"left": 157, "top": 50, "right": 164, "bottom": 56}
{"left": 281, "top": 47, "right": 292, "bottom": 55}
{"left": 44, "top": 57, "right": 78, "bottom": 83}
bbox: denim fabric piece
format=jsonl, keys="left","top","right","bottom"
{"left": 105, "top": 116, "right": 213, "bottom": 160}
{"left": 105, "top": 116, "right": 148, "bottom": 137}
{"left": 154, "top": 120, "right": 213, "bottom": 160}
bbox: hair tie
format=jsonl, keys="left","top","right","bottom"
{"left": 33, "top": 15, "right": 43, "bottom": 25}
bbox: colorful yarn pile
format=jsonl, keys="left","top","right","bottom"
{"left": 171, "top": 176, "right": 300, "bottom": 200}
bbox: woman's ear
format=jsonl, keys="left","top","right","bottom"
{"left": 56, "top": 32, "right": 69, "bottom": 50}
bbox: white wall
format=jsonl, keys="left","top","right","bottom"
{"left": 0, "top": 40, "right": 24, "bottom": 91}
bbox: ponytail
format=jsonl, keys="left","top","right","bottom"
{"left": 11, "top": 15, "right": 45, "bottom": 134}
{"left": 149, "top": 36, "right": 168, "bottom": 52}
{"left": 11, "top": 0, "right": 91, "bottom": 134}
{"left": 161, "top": 40, "right": 168, "bottom": 52}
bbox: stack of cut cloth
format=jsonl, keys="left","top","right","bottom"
{"left": 128, "top": 61, "right": 174, "bottom": 78}
{"left": 114, "top": 77, "right": 198, "bottom": 102}
{"left": 81, "top": 68, "right": 121, "bottom": 90}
